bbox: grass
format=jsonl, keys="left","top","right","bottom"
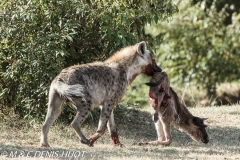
{"left": 0, "top": 104, "right": 240, "bottom": 160}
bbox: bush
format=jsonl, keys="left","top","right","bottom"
{"left": 0, "top": 0, "right": 178, "bottom": 121}
{"left": 146, "top": 0, "right": 240, "bottom": 100}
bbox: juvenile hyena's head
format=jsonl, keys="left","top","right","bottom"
{"left": 189, "top": 116, "right": 209, "bottom": 144}
{"left": 136, "top": 42, "right": 162, "bottom": 76}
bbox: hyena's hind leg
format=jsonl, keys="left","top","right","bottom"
{"left": 89, "top": 103, "right": 115, "bottom": 146}
{"left": 70, "top": 98, "right": 92, "bottom": 146}
{"left": 40, "top": 89, "right": 64, "bottom": 147}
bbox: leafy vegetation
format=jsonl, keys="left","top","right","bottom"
{"left": 146, "top": 0, "right": 240, "bottom": 101}
{"left": 1, "top": 0, "right": 239, "bottom": 123}
{"left": 1, "top": 1, "right": 239, "bottom": 158}
{"left": 0, "top": 0, "right": 178, "bottom": 120}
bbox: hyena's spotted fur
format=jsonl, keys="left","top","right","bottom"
{"left": 40, "top": 41, "right": 162, "bottom": 147}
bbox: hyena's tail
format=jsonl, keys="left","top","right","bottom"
{"left": 51, "top": 81, "right": 85, "bottom": 99}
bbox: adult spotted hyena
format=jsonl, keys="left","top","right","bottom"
{"left": 40, "top": 41, "right": 162, "bottom": 147}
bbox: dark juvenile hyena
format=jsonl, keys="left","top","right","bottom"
{"left": 40, "top": 41, "right": 162, "bottom": 147}
{"left": 146, "top": 72, "right": 179, "bottom": 123}
{"left": 138, "top": 72, "right": 209, "bottom": 146}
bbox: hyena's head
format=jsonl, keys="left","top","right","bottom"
{"left": 136, "top": 41, "right": 162, "bottom": 76}
{"left": 189, "top": 116, "right": 209, "bottom": 144}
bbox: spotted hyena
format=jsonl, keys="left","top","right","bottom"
{"left": 40, "top": 41, "right": 162, "bottom": 147}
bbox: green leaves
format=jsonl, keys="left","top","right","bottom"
{"left": 0, "top": 0, "right": 177, "bottom": 120}
{"left": 147, "top": 0, "right": 240, "bottom": 99}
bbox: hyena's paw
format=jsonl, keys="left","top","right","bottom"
{"left": 80, "top": 139, "right": 92, "bottom": 147}
{"left": 88, "top": 133, "right": 100, "bottom": 147}
{"left": 40, "top": 142, "right": 50, "bottom": 148}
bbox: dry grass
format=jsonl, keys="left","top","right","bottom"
{"left": 0, "top": 105, "right": 240, "bottom": 160}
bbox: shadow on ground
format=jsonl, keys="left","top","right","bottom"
{"left": 1, "top": 106, "right": 240, "bottom": 159}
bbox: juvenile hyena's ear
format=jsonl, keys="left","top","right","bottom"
{"left": 145, "top": 80, "right": 161, "bottom": 86}
{"left": 137, "top": 41, "right": 147, "bottom": 56}
{"left": 193, "top": 116, "right": 208, "bottom": 128}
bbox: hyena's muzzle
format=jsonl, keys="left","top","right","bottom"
{"left": 144, "top": 57, "right": 162, "bottom": 76}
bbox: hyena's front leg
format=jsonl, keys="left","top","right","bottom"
{"left": 89, "top": 103, "right": 114, "bottom": 146}
{"left": 107, "top": 111, "right": 124, "bottom": 147}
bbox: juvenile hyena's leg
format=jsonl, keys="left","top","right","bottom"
{"left": 71, "top": 99, "right": 91, "bottom": 145}
{"left": 107, "top": 111, "right": 123, "bottom": 146}
{"left": 169, "top": 98, "right": 180, "bottom": 123}
{"left": 138, "top": 119, "right": 166, "bottom": 146}
{"left": 155, "top": 119, "right": 165, "bottom": 141}
{"left": 89, "top": 104, "right": 114, "bottom": 146}
{"left": 138, "top": 115, "right": 173, "bottom": 146}
{"left": 40, "top": 90, "right": 64, "bottom": 147}
{"left": 159, "top": 118, "right": 172, "bottom": 145}
{"left": 153, "top": 92, "right": 165, "bottom": 123}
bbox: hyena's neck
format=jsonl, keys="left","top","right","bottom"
{"left": 106, "top": 59, "right": 141, "bottom": 85}
{"left": 122, "top": 59, "right": 143, "bottom": 85}
{"left": 126, "top": 65, "right": 141, "bottom": 84}
{"left": 105, "top": 45, "right": 146, "bottom": 85}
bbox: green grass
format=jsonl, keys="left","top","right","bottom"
{"left": 0, "top": 104, "right": 240, "bottom": 159}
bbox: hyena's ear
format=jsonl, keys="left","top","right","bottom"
{"left": 137, "top": 41, "right": 147, "bottom": 56}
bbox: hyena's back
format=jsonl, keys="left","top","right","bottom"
{"left": 51, "top": 62, "right": 127, "bottom": 107}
